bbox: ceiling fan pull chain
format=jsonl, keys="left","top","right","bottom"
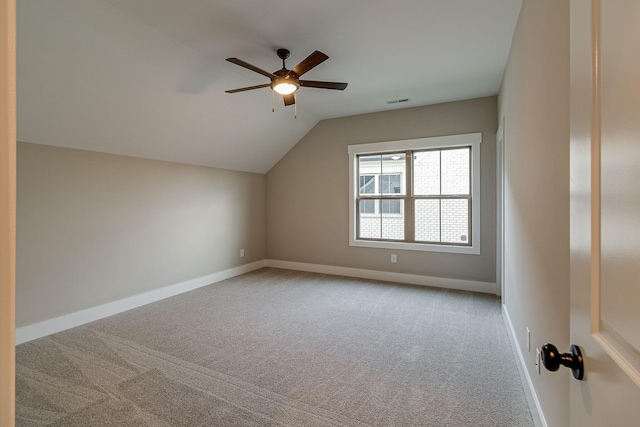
{"left": 294, "top": 93, "right": 297, "bottom": 119}
{"left": 272, "top": 89, "right": 275, "bottom": 112}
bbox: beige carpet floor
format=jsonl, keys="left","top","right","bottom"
{"left": 16, "top": 268, "right": 534, "bottom": 426}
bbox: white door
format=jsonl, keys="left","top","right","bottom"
{"left": 570, "top": 0, "right": 640, "bottom": 425}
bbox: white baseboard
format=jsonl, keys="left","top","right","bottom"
{"left": 265, "top": 259, "right": 497, "bottom": 294}
{"left": 16, "top": 259, "right": 495, "bottom": 345}
{"left": 15, "top": 260, "right": 266, "bottom": 345}
{"left": 503, "top": 304, "right": 547, "bottom": 427}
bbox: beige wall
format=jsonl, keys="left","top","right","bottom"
{"left": 1, "top": 0, "right": 15, "bottom": 424}
{"left": 16, "top": 142, "right": 266, "bottom": 327}
{"left": 266, "top": 97, "right": 497, "bottom": 283}
{"left": 498, "top": 0, "right": 570, "bottom": 425}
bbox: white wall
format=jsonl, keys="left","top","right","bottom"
{"left": 498, "top": 0, "right": 570, "bottom": 425}
{"left": 16, "top": 142, "right": 266, "bottom": 327}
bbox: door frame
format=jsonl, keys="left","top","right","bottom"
{"left": 496, "top": 118, "right": 505, "bottom": 301}
{"left": 0, "top": 0, "right": 16, "bottom": 425}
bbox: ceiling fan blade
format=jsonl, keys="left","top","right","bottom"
{"left": 283, "top": 93, "right": 296, "bottom": 106}
{"left": 299, "top": 80, "right": 348, "bottom": 90}
{"left": 226, "top": 58, "right": 277, "bottom": 79}
{"left": 225, "top": 83, "right": 271, "bottom": 94}
{"left": 291, "top": 51, "right": 329, "bottom": 77}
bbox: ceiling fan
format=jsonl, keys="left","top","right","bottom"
{"left": 225, "top": 49, "right": 348, "bottom": 106}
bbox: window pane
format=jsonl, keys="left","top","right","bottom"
{"left": 381, "top": 153, "right": 406, "bottom": 195}
{"left": 441, "top": 199, "right": 469, "bottom": 244}
{"left": 360, "top": 199, "right": 376, "bottom": 214}
{"left": 382, "top": 200, "right": 404, "bottom": 240}
{"left": 413, "top": 151, "right": 441, "bottom": 196}
{"left": 359, "top": 199, "right": 380, "bottom": 238}
{"left": 381, "top": 174, "right": 401, "bottom": 194}
{"left": 359, "top": 155, "right": 381, "bottom": 195}
{"left": 358, "top": 199, "right": 404, "bottom": 240}
{"left": 359, "top": 175, "right": 376, "bottom": 195}
{"left": 415, "top": 199, "right": 441, "bottom": 242}
{"left": 441, "top": 148, "right": 470, "bottom": 195}
{"left": 381, "top": 199, "right": 401, "bottom": 214}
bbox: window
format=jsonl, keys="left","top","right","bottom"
{"left": 348, "top": 133, "right": 481, "bottom": 254}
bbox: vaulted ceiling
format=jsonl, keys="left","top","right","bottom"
{"left": 17, "top": 0, "right": 522, "bottom": 173}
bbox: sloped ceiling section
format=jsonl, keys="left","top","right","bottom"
{"left": 17, "top": 0, "right": 521, "bottom": 174}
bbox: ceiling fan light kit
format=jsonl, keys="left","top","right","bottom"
{"left": 272, "top": 80, "right": 299, "bottom": 95}
{"left": 271, "top": 75, "right": 299, "bottom": 96}
{"left": 225, "top": 48, "right": 347, "bottom": 110}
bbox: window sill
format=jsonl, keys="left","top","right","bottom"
{"left": 349, "top": 238, "right": 480, "bottom": 255}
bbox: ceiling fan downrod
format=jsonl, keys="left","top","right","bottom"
{"left": 276, "top": 48, "right": 290, "bottom": 69}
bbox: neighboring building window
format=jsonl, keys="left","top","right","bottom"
{"left": 348, "top": 133, "right": 481, "bottom": 255}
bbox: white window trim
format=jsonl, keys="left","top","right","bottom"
{"left": 348, "top": 133, "right": 482, "bottom": 255}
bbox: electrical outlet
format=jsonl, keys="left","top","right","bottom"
{"left": 536, "top": 348, "right": 541, "bottom": 374}
{"left": 240, "top": 249, "right": 245, "bottom": 257}
{"left": 526, "top": 328, "right": 531, "bottom": 351}
{"left": 391, "top": 254, "right": 397, "bottom": 263}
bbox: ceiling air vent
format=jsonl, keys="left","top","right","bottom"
{"left": 386, "top": 98, "right": 411, "bottom": 105}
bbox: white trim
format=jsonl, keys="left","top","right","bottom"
{"left": 347, "top": 132, "right": 483, "bottom": 155}
{"left": 503, "top": 304, "right": 547, "bottom": 427}
{"left": 347, "top": 239, "right": 479, "bottom": 254}
{"left": 348, "top": 133, "right": 482, "bottom": 255}
{"left": 593, "top": 324, "right": 640, "bottom": 389}
{"left": 15, "top": 259, "right": 496, "bottom": 344}
{"left": 15, "top": 260, "right": 266, "bottom": 344}
{"left": 496, "top": 118, "right": 505, "bottom": 298}
{"left": 266, "top": 259, "right": 496, "bottom": 294}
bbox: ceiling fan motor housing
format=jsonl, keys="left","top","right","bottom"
{"left": 276, "top": 48, "right": 290, "bottom": 61}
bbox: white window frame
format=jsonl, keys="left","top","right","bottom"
{"left": 348, "top": 133, "right": 481, "bottom": 255}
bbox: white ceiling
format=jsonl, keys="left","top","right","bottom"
{"left": 17, "top": 0, "right": 522, "bottom": 173}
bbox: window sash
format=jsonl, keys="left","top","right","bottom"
{"left": 413, "top": 146, "right": 471, "bottom": 197}
{"left": 414, "top": 196, "right": 471, "bottom": 245}
{"left": 356, "top": 148, "right": 472, "bottom": 246}
{"left": 356, "top": 197, "right": 406, "bottom": 241}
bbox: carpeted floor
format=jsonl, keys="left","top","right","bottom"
{"left": 16, "top": 268, "right": 534, "bottom": 426}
